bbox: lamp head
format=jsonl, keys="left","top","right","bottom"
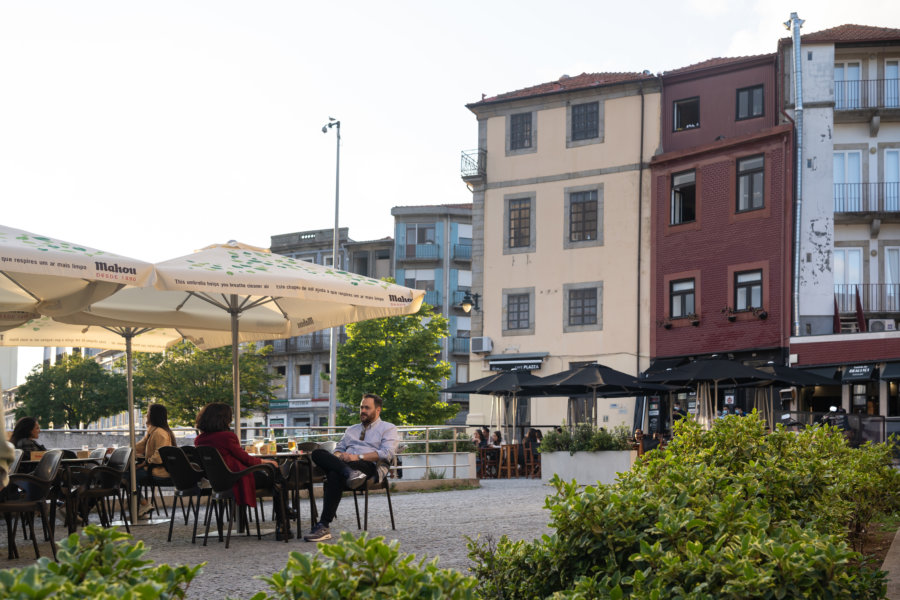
{"left": 460, "top": 291, "right": 479, "bottom": 313}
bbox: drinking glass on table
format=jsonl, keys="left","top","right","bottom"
{"left": 287, "top": 439, "right": 297, "bottom": 452}
{"left": 253, "top": 437, "right": 264, "bottom": 454}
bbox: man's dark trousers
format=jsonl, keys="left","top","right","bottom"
{"left": 311, "top": 448, "right": 377, "bottom": 526}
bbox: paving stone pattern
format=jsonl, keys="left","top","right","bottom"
{"left": 0, "top": 479, "right": 554, "bottom": 599}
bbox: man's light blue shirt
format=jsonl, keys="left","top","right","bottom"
{"left": 336, "top": 418, "right": 399, "bottom": 464}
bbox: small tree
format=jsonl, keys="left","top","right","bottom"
{"left": 16, "top": 353, "right": 127, "bottom": 428}
{"left": 336, "top": 302, "right": 455, "bottom": 426}
{"left": 132, "top": 341, "right": 278, "bottom": 427}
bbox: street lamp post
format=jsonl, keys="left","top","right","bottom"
{"left": 323, "top": 117, "right": 340, "bottom": 428}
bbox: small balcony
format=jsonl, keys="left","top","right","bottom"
{"left": 460, "top": 149, "right": 486, "bottom": 183}
{"left": 450, "top": 337, "right": 470, "bottom": 355}
{"left": 834, "top": 183, "right": 900, "bottom": 216}
{"left": 834, "top": 79, "right": 900, "bottom": 112}
{"left": 452, "top": 243, "right": 472, "bottom": 261}
{"left": 451, "top": 290, "right": 469, "bottom": 307}
{"left": 423, "top": 289, "right": 441, "bottom": 306}
{"left": 396, "top": 243, "right": 441, "bottom": 261}
{"left": 834, "top": 284, "right": 900, "bottom": 332}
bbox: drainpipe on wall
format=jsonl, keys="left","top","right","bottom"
{"left": 786, "top": 12, "right": 805, "bottom": 337}
{"left": 636, "top": 84, "right": 645, "bottom": 377}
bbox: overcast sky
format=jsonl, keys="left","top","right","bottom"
{"left": 3, "top": 0, "right": 898, "bottom": 383}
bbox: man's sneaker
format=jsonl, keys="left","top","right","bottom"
{"left": 345, "top": 469, "right": 368, "bottom": 490}
{"left": 137, "top": 502, "right": 154, "bottom": 518}
{"left": 304, "top": 523, "right": 331, "bottom": 542}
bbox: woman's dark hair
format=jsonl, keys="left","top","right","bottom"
{"left": 195, "top": 402, "right": 233, "bottom": 434}
{"left": 527, "top": 428, "right": 539, "bottom": 443}
{"left": 11, "top": 417, "right": 38, "bottom": 445}
{"left": 492, "top": 430, "right": 502, "bottom": 443}
{"left": 473, "top": 430, "right": 483, "bottom": 442}
{"left": 147, "top": 404, "right": 176, "bottom": 445}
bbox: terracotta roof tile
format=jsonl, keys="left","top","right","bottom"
{"left": 799, "top": 23, "right": 900, "bottom": 44}
{"left": 472, "top": 72, "right": 655, "bottom": 105}
{"left": 664, "top": 54, "right": 773, "bottom": 76}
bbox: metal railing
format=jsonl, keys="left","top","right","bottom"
{"left": 834, "top": 78, "right": 900, "bottom": 111}
{"left": 396, "top": 243, "right": 441, "bottom": 260}
{"left": 269, "top": 332, "right": 347, "bottom": 354}
{"left": 450, "top": 336, "right": 470, "bottom": 354}
{"left": 460, "top": 149, "right": 486, "bottom": 179}
{"left": 834, "top": 182, "right": 900, "bottom": 213}
{"left": 834, "top": 283, "right": 900, "bottom": 313}
{"left": 780, "top": 411, "right": 885, "bottom": 446}
{"left": 423, "top": 289, "right": 440, "bottom": 306}
{"left": 452, "top": 243, "right": 473, "bottom": 260}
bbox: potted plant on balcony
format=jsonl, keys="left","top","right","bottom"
{"left": 752, "top": 307, "right": 768, "bottom": 320}
{"left": 657, "top": 318, "right": 673, "bottom": 330}
{"left": 721, "top": 306, "right": 737, "bottom": 322}
{"left": 686, "top": 313, "right": 700, "bottom": 326}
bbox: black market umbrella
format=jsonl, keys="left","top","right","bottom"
{"left": 521, "top": 363, "right": 674, "bottom": 426}
{"left": 755, "top": 363, "right": 841, "bottom": 387}
{"left": 442, "top": 370, "right": 542, "bottom": 441}
{"left": 642, "top": 359, "right": 775, "bottom": 428}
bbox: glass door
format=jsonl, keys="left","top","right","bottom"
{"left": 886, "top": 247, "right": 900, "bottom": 312}
{"left": 886, "top": 60, "right": 899, "bottom": 108}
{"left": 886, "top": 149, "right": 900, "bottom": 212}
{"left": 835, "top": 62, "right": 862, "bottom": 109}
{"left": 834, "top": 151, "right": 862, "bottom": 211}
{"left": 834, "top": 247, "right": 863, "bottom": 312}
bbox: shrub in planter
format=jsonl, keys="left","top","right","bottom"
{"left": 252, "top": 532, "right": 478, "bottom": 600}
{"left": 403, "top": 428, "right": 475, "bottom": 454}
{"left": 540, "top": 423, "right": 631, "bottom": 455}
{"left": 0, "top": 525, "right": 201, "bottom": 600}
{"left": 468, "top": 415, "right": 897, "bottom": 599}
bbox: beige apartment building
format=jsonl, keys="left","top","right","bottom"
{"left": 462, "top": 72, "right": 661, "bottom": 433}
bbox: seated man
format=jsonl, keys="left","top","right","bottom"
{"left": 304, "top": 393, "right": 399, "bottom": 542}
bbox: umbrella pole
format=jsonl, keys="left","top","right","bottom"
{"left": 126, "top": 332, "right": 138, "bottom": 523}
{"left": 230, "top": 295, "right": 241, "bottom": 441}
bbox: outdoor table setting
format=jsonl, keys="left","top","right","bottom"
{"left": 247, "top": 446, "right": 317, "bottom": 538}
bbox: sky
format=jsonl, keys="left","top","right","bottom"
{"left": 3, "top": 0, "right": 899, "bottom": 383}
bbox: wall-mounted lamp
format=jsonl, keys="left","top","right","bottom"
{"left": 460, "top": 291, "right": 480, "bottom": 313}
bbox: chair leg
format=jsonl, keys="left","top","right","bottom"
{"left": 363, "top": 487, "right": 369, "bottom": 531}
{"left": 5, "top": 513, "right": 19, "bottom": 559}
{"left": 225, "top": 499, "right": 235, "bottom": 549}
{"left": 27, "top": 511, "right": 40, "bottom": 558}
{"left": 384, "top": 482, "right": 395, "bottom": 530}
{"left": 190, "top": 495, "right": 202, "bottom": 544}
{"left": 117, "top": 491, "right": 130, "bottom": 534}
{"left": 352, "top": 490, "right": 362, "bottom": 529}
{"left": 38, "top": 504, "right": 56, "bottom": 561}
{"left": 167, "top": 494, "right": 179, "bottom": 542}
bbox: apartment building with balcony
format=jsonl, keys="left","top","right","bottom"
{"left": 263, "top": 227, "right": 368, "bottom": 430}
{"left": 463, "top": 72, "right": 660, "bottom": 431}
{"left": 781, "top": 22, "right": 900, "bottom": 417}
{"left": 391, "top": 203, "right": 472, "bottom": 420}
{"left": 649, "top": 55, "right": 794, "bottom": 428}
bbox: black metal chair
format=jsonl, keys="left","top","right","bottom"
{"left": 158, "top": 447, "right": 210, "bottom": 543}
{"left": 89, "top": 448, "right": 108, "bottom": 461}
{"left": 9, "top": 449, "right": 24, "bottom": 474}
{"left": 350, "top": 457, "right": 396, "bottom": 532}
{"left": 0, "top": 449, "right": 63, "bottom": 560}
{"left": 72, "top": 447, "right": 132, "bottom": 533}
{"left": 195, "top": 446, "right": 287, "bottom": 548}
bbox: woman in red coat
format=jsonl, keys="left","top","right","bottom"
{"left": 194, "top": 402, "right": 278, "bottom": 508}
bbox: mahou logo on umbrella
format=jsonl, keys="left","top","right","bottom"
{"left": 94, "top": 261, "right": 140, "bottom": 282}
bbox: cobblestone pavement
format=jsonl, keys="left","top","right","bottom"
{"left": 0, "top": 479, "right": 555, "bottom": 599}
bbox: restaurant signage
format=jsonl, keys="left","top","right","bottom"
{"left": 843, "top": 364, "right": 875, "bottom": 382}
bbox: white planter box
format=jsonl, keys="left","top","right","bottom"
{"left": 396, "top": 452, "right": 475, "bottom": 480}
{"left": 541, "top": 450, "right": 637, "bottom": 486}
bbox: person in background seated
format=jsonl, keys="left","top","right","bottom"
{"left": 642, "top": 431, "right": 661, "bottom": 453}
{"left": 11, "top": 417, "right": 46, "bottom": 461}
{"left": 491, "top": 431, "right": 503, "bottom": 447}
{"left": 133, "top": 404, "right": 176, "bottom": 518}
{"left": 194, "top": 403, "right": 289, "bottom": 538}
{"left": 633, "top": 428, "right": 645, "bottom": 455}
{"left": 305, "top": 393, "right": 399, "bottom": 543}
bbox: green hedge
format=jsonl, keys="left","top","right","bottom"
{"left": 403, "top": 428, "right": 475, "bottom": 454}
{"left": 539, "top": 423, "right": 632, "bottom": 454}
{"left": 0, "top": 525, "right": 201, "bottom": 599}
{"left": 468, "top": 414, "right": 900, "bottom": 599}
{"left": 251, "top": 532, "right": 477, "bottom": 599}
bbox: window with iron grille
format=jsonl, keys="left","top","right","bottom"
{"left": 509, "top": 198, "right": 531, "bottom": 248}
{"left": 568, "top": 288, "right": 597, "bottom": 326}
{"left": 671, "top": 170, "right": 696, "bottom": 225}
{"left": 670, "top": 278, "right": 695, "bottom": 318}
{"left": 569, "top": 190, "right": 598, "bottom": 242}
{"left": 507, "top": 293, "right": 530, "bottom": 330}
{"left": 510, "top": 112, "right": 532, "bottom": 150}
{"left": 571, "top": 102, "right": 599, "bottom": 141}
{"left": 735, "top": 270, "right": 762, "bottom": 311}
{"left": 737, "top": 155, "right": 764, "bottom": 212}
{"left": 736, "top": 85, "right": 764, "bottom": 120}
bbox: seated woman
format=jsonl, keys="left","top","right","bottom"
{"left": 194, "top": 402, "right": 289, "bottom": 538}
{"left": 490, "top": 430, "right": 502, "bottom": 448}
{"left": 11, "top": 417, "right": 46, "bottom": 460}
{"left": 133, "top": 404, "right": 176, "bottom": 517}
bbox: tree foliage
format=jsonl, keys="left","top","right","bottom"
{"left": 15, "top": 353, "right": 127, "bottom": 428}
{"left": 336, "top": 302, "right": 455, "bottom": 426}
{"left": 132, "top": 341, "right": 278, "bottom": 427}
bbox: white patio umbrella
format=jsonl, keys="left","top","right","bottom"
{"left": 81, "top": 241, "right": 425, "bottom": 438}
{"left": 0, "top": 224, "right": 152, "bottom": 329}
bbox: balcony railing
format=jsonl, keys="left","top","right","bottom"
{"left": 452, "top": 243, "right": 472, "bottom": 260}
{"left": 452, "top": 290, "right": 469, "bottom": 306}
{"left": 835, "top": 284, "right": 900, "bottom": 313}
{"left": 397, "top": 243, "right": 441, "bottom": 260}
{"left": 835, "top": 79, "right": 900, "bottom": 111}
{"left": 834, "top": 182, "right": 900, "bottom": 213}
{"left": 460, "top": 149, "right": 486, "bottom": 180}
{"left": 268, "top": 332, "right": 347, "bottom": 354}
{"left": 450, "top": 337, "right": 470, "bottom": 354}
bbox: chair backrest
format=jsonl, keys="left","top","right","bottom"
{"left": 297, "top": 442, "right": 319, "bottom": 453}
{"left": 60, "top": 449, "right": 77, "bottom": 459}
{"left": 158, "top": 446, "right": 204, "bottom": 491}
{"left": 195, "top": 446, "right": 241, "bottom": 494}
{"left": 10, "top": 448, "right": 24, "bottom": 474}
{"left": 106, "top": 447, "right": 133, "bottom": 473}
{"left": 180, "top": 445, "right": 200, "bottom": 461}
{"left": 32, "top": 449, "right": 64, "bottom": 482}
{"left": 318, "top": 440, "right": 337, "bottom": 453}
{"left": 89, "top": 447, "right": 108, "bottom": 460}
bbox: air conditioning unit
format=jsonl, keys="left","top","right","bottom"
{"left": 471, "top": 336, "right": 493, "bottom": 353}
{"left": 868, "top": 318, "right": 897, "bottom": 332}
